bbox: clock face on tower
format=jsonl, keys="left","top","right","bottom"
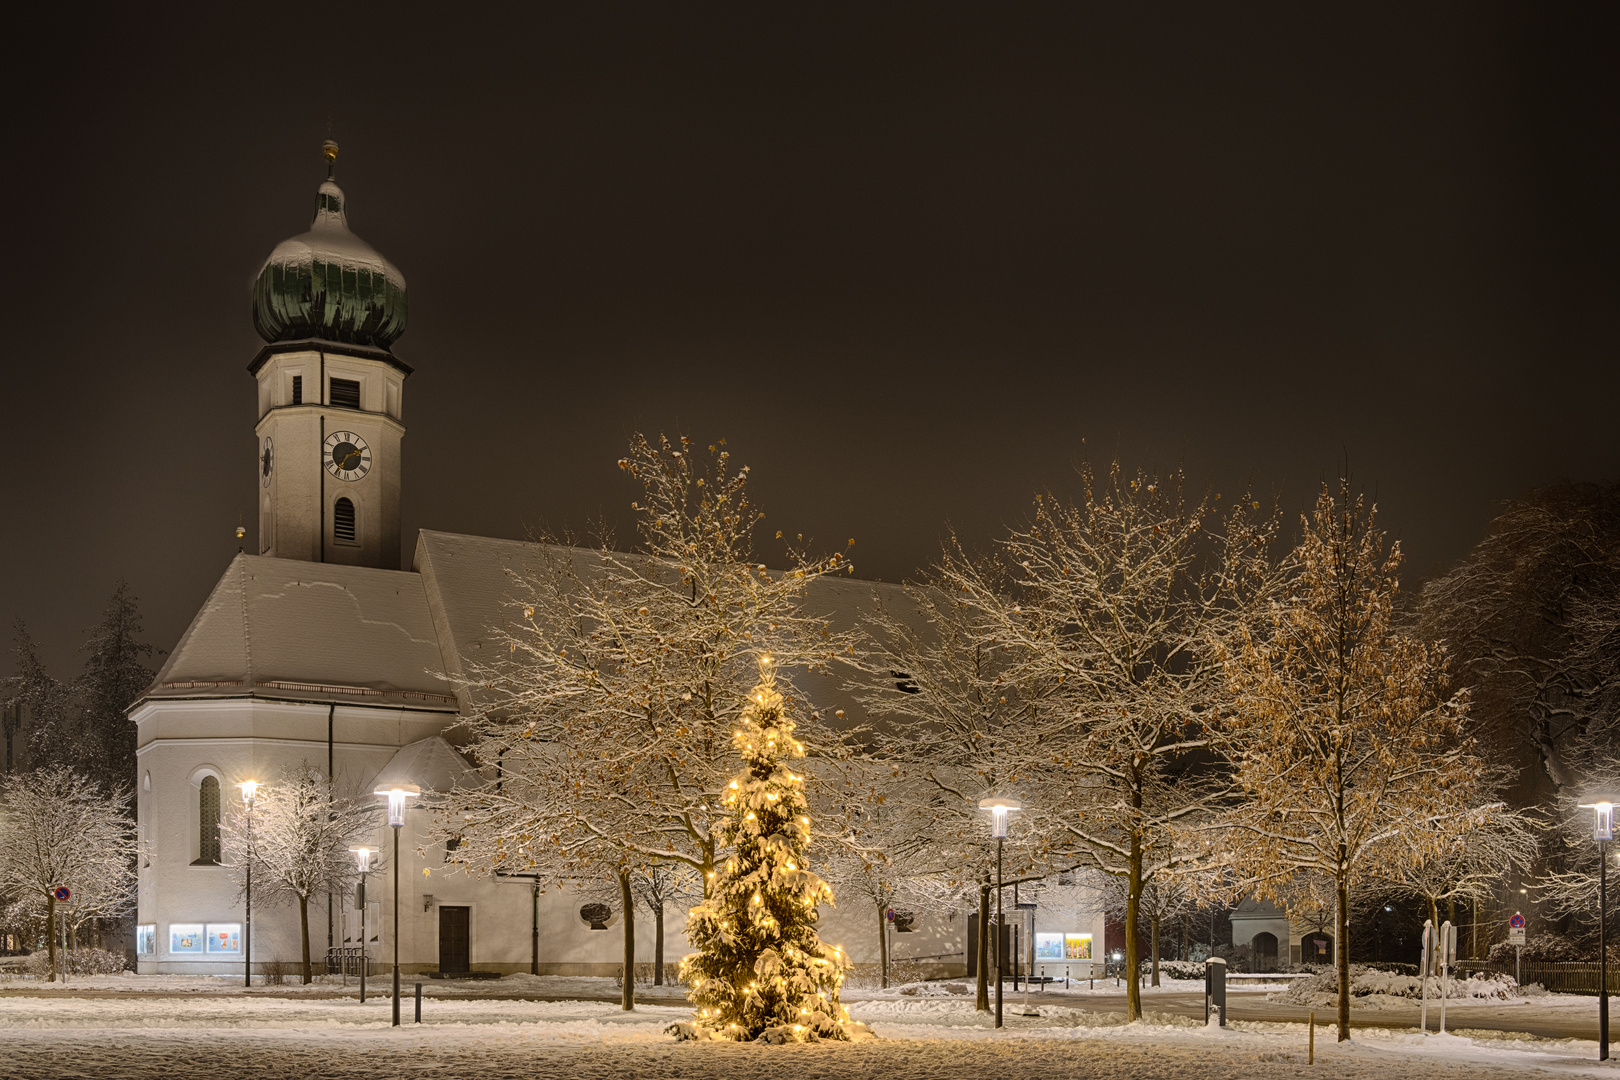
{"left": 323, "top": 431, "right": 372, "bottom": 482}
{"left": 260, "top": 437, "right": 273, "bottom": 488}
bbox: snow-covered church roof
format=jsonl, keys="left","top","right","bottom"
{"left": 138, "top": 531, "right": 917, "bottom": 730}
{"left": 144, "top": 554, "right": 457, "bottom": 710}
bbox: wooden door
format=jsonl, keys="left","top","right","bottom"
{"left": 439, "top": 906, "right": 470, "bottom": 974}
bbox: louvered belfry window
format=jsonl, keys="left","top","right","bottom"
{"left": 291, "top": 375, "right": 303, "bottom": 406}
{"left": 329, "top": 378, "right": 361, "bottom": 409}
{"left": 197, "top": 776, "right": 221, "bottom": 864}
{"left": 334, "top": 498, "right": 357, "bottom": 543}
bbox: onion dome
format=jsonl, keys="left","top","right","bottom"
{"left": 251, "top": 141, "right": 408, "bottom": 348}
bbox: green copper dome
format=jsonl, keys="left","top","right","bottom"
{"left": 252, "top": 153, "right": 407, "bottom": 349}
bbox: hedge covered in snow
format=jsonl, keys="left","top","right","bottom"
{"left": 1272, "top": 964, "right": 1516, "bottom": 1004}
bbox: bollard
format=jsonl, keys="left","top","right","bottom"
{"left": 1309, "top": 1011, "right": 1315, "bottom": 1064}
{"left": 414, "top": 982, "right": 422, "bottom": 1023}
{"left": 1205, "top": 956, "right": 1227, "bottom": 1027}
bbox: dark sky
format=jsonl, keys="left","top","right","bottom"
{"left": 3, "top": 4, "right": 1617, "bottom": 676}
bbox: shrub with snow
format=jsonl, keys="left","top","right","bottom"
{"left": 22, "top": 947, "right": 128, "bottom": 977}
{"left": 1486, "top": 932, "right": 1581, "bottom": 966}
{"left": 1141, "top": 960, "right": 1205, "bottom": 980}
{"left": 1272, "top": 964, "right": 1516, "bottom": 1004}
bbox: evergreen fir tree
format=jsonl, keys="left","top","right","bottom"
{"left": 669, "top": 658, "right": 868, "bottom": 1043}
{"left": 73, "top": 582, "right": 157, "bottom": 792}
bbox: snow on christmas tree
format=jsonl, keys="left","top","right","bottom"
{"left": 668, "top": 658, "right": 869, "bottom": 1043}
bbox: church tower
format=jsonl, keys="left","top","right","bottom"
{"left": 249, "top": 141, "right": 409, "bottom": 569}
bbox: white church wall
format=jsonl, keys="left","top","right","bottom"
{"left": 133, "top": 697, "right": 456, "bottom": 975}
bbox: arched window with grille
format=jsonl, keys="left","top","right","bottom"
{"left": 196, "top": 775, "right": 221, "bottom": 864}
{"left": 333, "top": 497, "right": 357, "bottom": 543}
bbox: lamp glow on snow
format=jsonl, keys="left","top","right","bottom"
{"left": 377, "top": 785, "right": 420, "bottom": 827}
{"left": 979, "top": 795, "right": 1022, "bottom": 838}
{"left": 351, "top": 847, "right": 375, "bottom": 874}
{"left": 374, "top": 785, "right": 419, "bottom": 1027}
{"left": 978, "top": 795, "right": 1023, "bottom": 1029}
{"left": 1578, "top": 795, "right": 1616, "bottom": 1061}
{"left": 1582, "top": 800, "right": 1615, "bottom": 842}
{"left": 349, "top": 847, "right": 375, "bottom": 1002}
{"left": 237, "top": 780, "right": 259, "bottom": 987}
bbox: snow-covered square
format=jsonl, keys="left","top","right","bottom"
{"left": 3, "top": 975, "right": 1619, "bottom": 1080}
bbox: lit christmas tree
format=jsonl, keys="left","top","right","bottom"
{"left": 669, "top": 658, "right": 869, "bottom": 1043}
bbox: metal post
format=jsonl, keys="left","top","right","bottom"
{"left": 244, "top": 800, "right": 253, "bottom": 989}
{"left": 359, "top": 874, "right": 367, "bottom": 1003}
{"left": 995, "top": 835, "right": 1004, "bottom": 1029}
{"left": 392, "top": 824, "right": 401, "bottom": 1027}
{"left": 532, "top": 880, "right": 540, "bottom": 977}
{"left": 1601, "top": 837, "right": 1609, "bottom": 1062}
{"left": 414, "top": 980, "right": 422, "bottom": 1023}
{"left": 1439, "top": 920, "right": 1452, "bottom": 1035}
{"left": 1420, "top": 919, "right": 1431, "bottom": 1034}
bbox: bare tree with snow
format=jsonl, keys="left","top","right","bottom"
{"left": 855, "top": 563, "right": 1054, "bottom": 1010}
{"left": 1219, "top": 479, "right": 1484, "bottom": 1041}
{"left": 1370, "top": 800, "right": 1540, "bottom": 943}
{"left": 220, "top": 765, "right": 377, "bottom": 983}
{"left": 0, "top": 766, "right": 136, "bottom": 980}
{"left": 629, "top": 863, "right": 703, "bottom": 986}
{"left": 865, "top": 460, "right": 1277, "bottom": 1020}
{"left": 1418, "top": 483, "right": 1620, "bottom": 799}
{"left": 448, "top": 435, "right": 857, "bottom": 1010}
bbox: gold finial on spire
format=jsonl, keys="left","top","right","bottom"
{"left": 322, "top": 139, "right": 339, "bottom": 178}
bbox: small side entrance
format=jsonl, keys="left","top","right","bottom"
{"left": 439, "top": 906, "right": 470, "bottom": 974}
{"left": 1252, "top": 932, "right": 1278, "bottom": 972}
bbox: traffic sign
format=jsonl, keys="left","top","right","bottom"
{"left": 885, "top": 908, "right": 895, "bottom": 922}
{"left": 1508, "top": 910, "right": 1525, "bottom": 946}
{"left": 1509, "top": 912, "right": 1526, "bottom": 928}
{"left": 52, "top": 886, "right": 70, "bottom": 902}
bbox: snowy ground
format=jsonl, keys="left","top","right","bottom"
{"left": 1, "top": 975, "right": 1617, "bottom": 1079}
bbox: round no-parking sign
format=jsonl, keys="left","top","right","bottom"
{"left": 53, "top": 886, "right": 70, "bottom": 902}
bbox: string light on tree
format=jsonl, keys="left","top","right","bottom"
{"left": 668, "top": 657, "right": 871, "bottom": 1043}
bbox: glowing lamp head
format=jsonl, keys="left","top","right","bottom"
{"left": 978, "top": 795, "right": 1023, "bottom": 838}
{"left": 238, "top": 779, "right": 259, "bottom": 805}
{"left": 375, "top": 784, "right": 421, "bottom": 827}
{"left": 350, "top": 846, "right": 375, "bottom": 874}
{"left": 1580, "top": 799, "right": 1616, "bottom": 842}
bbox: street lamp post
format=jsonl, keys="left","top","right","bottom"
{"left": 237, "top": 780, "right": 259, "bottom": 989}
{"left": 350, "top": 847, "right": 374, "bottom": 1003}
{"left": 376, "top": 786, "right": 420, "bottom": 1027}
{"left": 1579, "top": 798, "right": 1614, "bottom": 1062}
{"left": 979, "top": 796, "right": 1022, "bottom": 1030}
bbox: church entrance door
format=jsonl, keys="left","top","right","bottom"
{"left": 439, "top": 906, "right": 470, "bottom": 974}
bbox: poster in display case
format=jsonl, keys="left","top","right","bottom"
{"left": 136, "top": 924, "right": 156, "bottom": 956}
{"left": 205, "top": 924, "right": 241, "bottom": 954}
{"left": 169, "top": 923, "right": 205, "bottom": 954}
{"left": 1036, "top": 932, "right": 1094, "bottom": 960}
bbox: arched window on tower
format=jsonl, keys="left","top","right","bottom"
{"left": 196, "top": 776, "right": 221, "bottom": 865}
{"left": 334, "top": 498, "right": 357, "bottom": 544}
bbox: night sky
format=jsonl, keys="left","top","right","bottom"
{"left": 3, "top": 4, "right": 1617, "bottom": 675}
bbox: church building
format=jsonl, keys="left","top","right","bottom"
{"left": 130, "top": 144, "right": 1105, "bottom": 983}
